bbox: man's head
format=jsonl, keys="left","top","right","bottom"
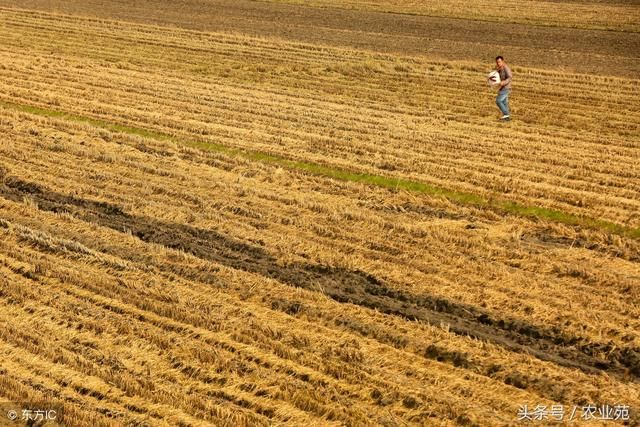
{"left": 495, "top": 56, "right": 505, "bottom": 70}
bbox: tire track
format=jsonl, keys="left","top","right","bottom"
{"left": 2, "top": 174, "right": 637, "bottom": 380}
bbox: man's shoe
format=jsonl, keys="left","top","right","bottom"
{"left": 500, "top": 115, "right": 511, "bottom": 121}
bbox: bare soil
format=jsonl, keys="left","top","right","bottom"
{"left": 1, "top": 0, "right": 639, "bottom": 76}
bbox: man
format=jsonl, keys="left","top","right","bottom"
{"left": 495, "top": 56, "right": 512, "bottom": 121}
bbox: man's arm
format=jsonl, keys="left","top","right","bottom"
{"left": 500, "top": 65, "right": 512, "bottom": 88}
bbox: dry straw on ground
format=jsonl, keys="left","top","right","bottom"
{"left": 0, "top": 3, "right": 638, "bottom": 426}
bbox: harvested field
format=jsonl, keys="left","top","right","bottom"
{"left": 0, "top": 0, "right": 639, "bottom": 76}
{"left": 0, "top": 2, "right": 638, "bottom": 426}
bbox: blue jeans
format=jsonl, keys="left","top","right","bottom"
{"left": 496, "top": 88, "right": 510, "bottom": 116}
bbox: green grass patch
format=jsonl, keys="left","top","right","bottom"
{"left": 2, "top": 100, "right": 638, "bottom": 240}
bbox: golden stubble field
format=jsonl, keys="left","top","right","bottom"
{"left": 0, "top": 2, "right": 638, "bottom": 426}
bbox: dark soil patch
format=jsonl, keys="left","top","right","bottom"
{"left": 1, "top": 176, "right": 638, "bottom": 381}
